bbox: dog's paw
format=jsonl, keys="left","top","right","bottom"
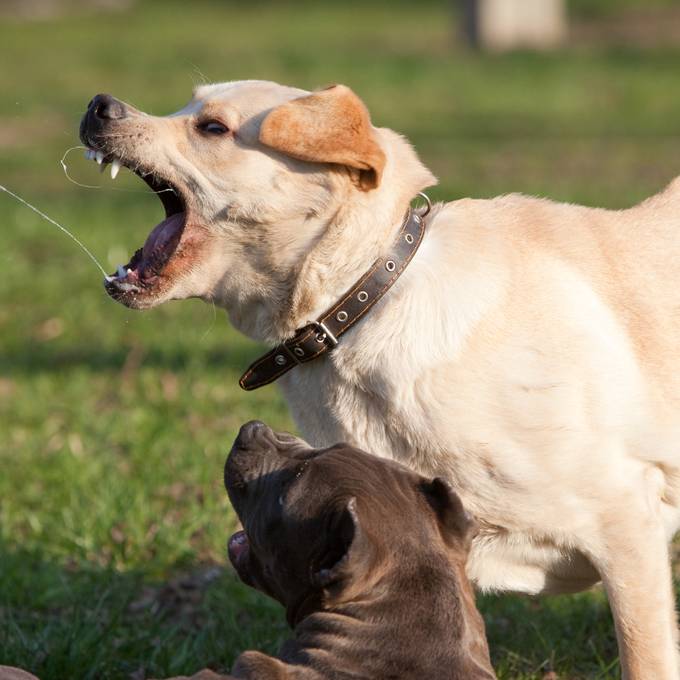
{"left": 0, "top": 667, "right": 41, "bottom": 680}
{"left": 150, "top": 670, "right": 231, "bottom": 680}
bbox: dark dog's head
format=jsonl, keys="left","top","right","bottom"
{"left": 224, "top": 420, "right": 477, "bottom": 626}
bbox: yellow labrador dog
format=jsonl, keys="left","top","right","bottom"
{"left": 81, "top": 81, "right": 680, "bottom": 679}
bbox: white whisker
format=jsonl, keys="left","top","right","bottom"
{"left": 200, "top": 299, "right": 218, "bottom": 342}
{"left": 190, "top": 63, "right": 210, "bottom": 86}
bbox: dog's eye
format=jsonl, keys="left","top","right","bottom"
{"left": 197, "top": 120, "right": 229, "bottom": 135}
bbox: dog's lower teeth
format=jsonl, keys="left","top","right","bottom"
{"left": 116, "top": 281, "right": 141, "bottom": 293}
{"left": 116, "top": 265, "right": 127, "bottom": 278}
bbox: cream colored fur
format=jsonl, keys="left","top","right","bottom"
{"left": 106, "top": 80, "right": 680, "bottom": 679}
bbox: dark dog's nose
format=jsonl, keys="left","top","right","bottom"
{"left": 235, "top": 420, "right": 269, "bottom": 449}
{"left": 225, "top": 421, "right": 272, "bottom": 495}
{"left": 87, "top": 93, "right": 127, "bottom": 121}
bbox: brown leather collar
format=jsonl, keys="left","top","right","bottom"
{"left": 239, "top": 198, "right": 429, "bottom": 391}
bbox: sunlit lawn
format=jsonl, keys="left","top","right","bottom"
{"left": 2, "top": 1, "right": 680, "bottom": 678}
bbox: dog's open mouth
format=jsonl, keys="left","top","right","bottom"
{"left": 83, "top": 147, "right": 187, "bottom": 303}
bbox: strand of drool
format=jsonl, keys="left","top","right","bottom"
{"left": 0, "top": 184, "right": 108, "bottom": 277}
{"left": 60, "top": 145, "right": 175, "bottom": 195}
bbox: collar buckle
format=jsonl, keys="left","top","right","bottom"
{"left": 309, "top": 319, "right": 339, "bottom": 348}
{"left": 239, "top": 195, "right": 429, "bottom": 391}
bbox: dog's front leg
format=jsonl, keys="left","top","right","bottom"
{"left": 588, "top": 505, "right": 679, "bottom": 679}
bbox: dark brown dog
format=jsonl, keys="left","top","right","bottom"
{"left": 188, "top": 420, "right": 494, "bottom": 680}
{"left": 162, "top": 421, "right": 496, "bottom": 679}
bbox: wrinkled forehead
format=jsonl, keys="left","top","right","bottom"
{"left": 175, "top": 79, "right": 309, "bottom": 119}
{"left": 311, "top": 445, "right": 422, "bottom": 498}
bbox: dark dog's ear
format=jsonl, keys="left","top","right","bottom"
{"left": 420, "top": 477, "right": 478, "bottom": 548}
{"left": 312, "top": 497, "right": 362, "bottom": 592}
{"left": 259, "top": 85, "right": 386, "bottom": 190}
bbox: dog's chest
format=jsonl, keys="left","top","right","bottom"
{"left": 279, "top": 350, "right": 509, "bottom": 501}
{"left": 284, "top": 366, "right": 602, "bottom": 594}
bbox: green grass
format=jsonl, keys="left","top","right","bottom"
{"left": 2, "top": 1, "right": 680, "bottom": 678}
{"left": 569, "top": 0, "right": 677, "bottom": 19}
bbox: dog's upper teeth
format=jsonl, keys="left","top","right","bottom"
{"left": 95, "top": 150, "right": 104, "bottom": 165}
{"left": 85, "top": 149, "right": 95, "bottom": 160}
{"left": 99, "top": 162, "right": 108, "bottom": 174}
{"left": 116, "top": 264, "right": 127, "bottom": 278}
{"left": 110, "top": 159, "right": 121, "bottom": 180}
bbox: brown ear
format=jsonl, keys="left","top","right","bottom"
{"left": 420, "top": 477, "right": 478, "bottom": 549}
{"left": 259, "top": 85, "right": 386, "bottom": 190}
{"left": 312, "top": 497, "right": 362, "bottom": 591}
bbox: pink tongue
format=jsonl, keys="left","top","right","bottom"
{"left": 142, "top": 212, "right": 185, "bottom": 258}
{"left": 229, "top": 531, "right": 249, "bottom": 561}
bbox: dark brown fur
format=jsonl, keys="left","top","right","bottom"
{"left": 163, "top": 422, "right": 496, "bottom": 680}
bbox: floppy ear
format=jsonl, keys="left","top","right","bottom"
{"left": 259, "top": 85, "right": 386, "bottom": 190}
{"left": 312, "top": 497, "right": 362, "bottom": 591}
{"left": 420, "top": 477, "right": 478, "bottom": 548}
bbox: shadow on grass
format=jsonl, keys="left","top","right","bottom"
{"left": 1, "top": 344, "right": 263, "bottom": 378}
{"left": 0, "top": 543, "right": 625, "bottom": 680}
{"left": 480, "top": 589, "right": 620, "bottom": 679}
{"left": 0, "top": 546, "right": 286, "bottom": 680}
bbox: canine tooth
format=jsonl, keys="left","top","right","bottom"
{"left": 95, "top": 151, "right": 104, "bottom": 165}
{"left": 116, "top": 265, "right": 127, "bottom": 278}
{"left": 110, "top": 159, "right": 121, "bottom": 179}
{"left": 99, "top": 162, "right": 108, "bottom": 173}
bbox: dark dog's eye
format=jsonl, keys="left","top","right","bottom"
{"left": 197, "top": 120, "right": 229, "bottom": 135}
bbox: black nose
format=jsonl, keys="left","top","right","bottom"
{"left": 87, "top": 93, "right": 127, "bottom": 121}
{"left": 235, "top": 420, "right": 269, "bottom": 449}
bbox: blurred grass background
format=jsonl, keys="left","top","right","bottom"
{"left": 2, "top": 1, "right": 680, "bottom": 678}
